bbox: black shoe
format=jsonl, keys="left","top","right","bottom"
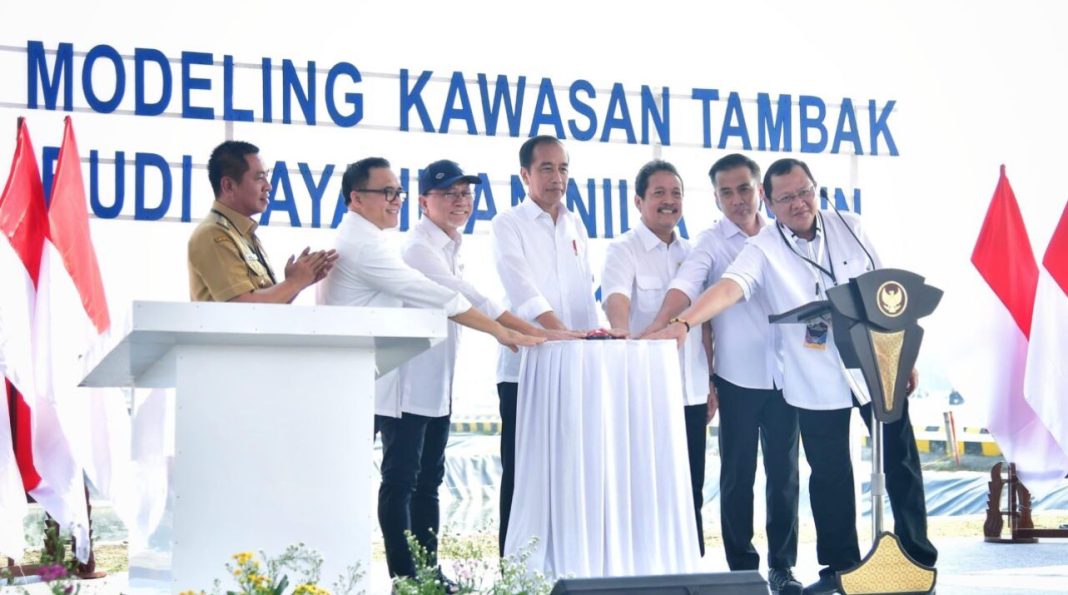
{"left": 768, "top": 567, "right": 803, "bottom": 594}
{"left": 802, "top": 572, "right": 839, "bottom": 595}
{"left": 435, "top": 568, "right": 460, "bottom": 594}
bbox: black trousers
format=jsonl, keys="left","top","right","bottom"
{"left": 714, "top": 375, "right": 800, "bottom": 571}
{"left": 798, "top": 397, "right": 937, "bottom": 577}
{"left": 683, "top": 403, "right": 708, "bottom": 556}
{"left": 497, "top": 381, "right": 519, "bottom": 557}
{"left": 376, "top": 412, "right": 451, "bottom": 578}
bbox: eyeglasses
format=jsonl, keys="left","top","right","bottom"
{"left": 771, "top": 185, "right": 816, "bottom": 205}
{"left": 357, "top": 187, "right": 408, "bottom": 203}
{"left": 431, "top": 190, "right": 474, "bottom": 201}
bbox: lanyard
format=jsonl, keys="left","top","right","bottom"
{"left": 777, "top": 212, "right": 837, "bottom": 297}
{"left": 212, "top": 209, "right": 277, "bottom": 284}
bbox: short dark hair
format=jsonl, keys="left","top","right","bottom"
{"left": 763, "top": 158, "right": 816, "bottom": 199}
{"left": 519, "top": 135, "right": 563, "bottom": 169}
{"left": 341, "top": 157, "right": 391, "bottom": 205}
{"left": 708, "top": 153, "right": 761, "bottom": 188}
{"left": 635, "top": 160, "right": 683, "bottom": 198}
{"left": 208, "top": 140, "right": 259, "bottom": 197}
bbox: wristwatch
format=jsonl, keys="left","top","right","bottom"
{"left": 669, "top": 317, "right": 691, "bottom": 333}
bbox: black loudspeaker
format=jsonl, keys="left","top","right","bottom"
{"left": 550, "top": 571, "right": 768, "bottom": 594}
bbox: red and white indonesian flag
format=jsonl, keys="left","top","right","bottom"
{"left": 0, "top": 116, "right": 129, "bottom": 562}
{"left": 2, "top": 117, "right": 99, "bottom": 560}
{"left": 1025, "top": 201, "right": 1068, "bottom": 465}
{"left": 0, "top": 118, "right": 44, "bottom": 558}
{"left": 967, "top": 166, "right": 1068, "bottom": 496}
{"left": 40, "top": 116, "right": 132, "bottom": 561}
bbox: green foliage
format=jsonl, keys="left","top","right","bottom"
{"left": 0, "top": 522, "right": 82, "bottom": 595}
{"left": 392, "top": 530, "right": 553, "bottom": 595}
{"left": 180, "top": 544, "right": 364, "bottom": 595}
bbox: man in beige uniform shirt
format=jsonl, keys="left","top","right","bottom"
{"left": 188, "top": 140, "right": 336, "bottom": 302}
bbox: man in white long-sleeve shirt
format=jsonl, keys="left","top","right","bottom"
{"left": 646, "top": 154, "right": 801, "bottom": 593}
{"left": 395, "top": 159, "right": 578, "bottom": 583}
{"left": 317, "top": 157, "right": 541, "bottom": 585}
{"left": 649, "top": 157, "right": 935, "bottom": 595}
{"left": 491, "top": 136, "right": 600, "bottom": 554}
{"left": 600, "top": 159, "right": 713, "bottom": 556}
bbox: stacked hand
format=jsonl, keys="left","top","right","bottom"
{"left": 585, "top": 328, "right": 629, "bottom": 339}
{"left": 285, "top": 247, "right": 339, "bottom": 287}
{"left": 496, "top": 328, "right": 546, "bottom": 352}
{"left": 540, "top": 328, "right": 586, "bottom": 341}
{"left": 642, "top": 322, "right": 687, "bottom": 348}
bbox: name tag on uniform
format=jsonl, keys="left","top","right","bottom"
{"left": 803, "top": 318, "right": 829, "bottom": 350}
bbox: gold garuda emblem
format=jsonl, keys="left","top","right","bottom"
{"left": 877, "top": 281, "right": 907, "bottom": 318}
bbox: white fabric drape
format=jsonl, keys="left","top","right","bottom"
{"left": 505, "top": 339, "right": 701, "bottom": 579}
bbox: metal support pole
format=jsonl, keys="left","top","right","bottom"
{"left": 944, "top": 410, "right": 961, "bottom": 466}
{"left": 871, "top": 415, "right": 886, "bottom": 540}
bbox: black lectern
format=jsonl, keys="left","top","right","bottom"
{"left": 771, "top": 268, "right": 941, "bottom": 595}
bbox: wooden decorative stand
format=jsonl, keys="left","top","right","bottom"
{"left": 2, "top": 486, "right": 106, "bottom": 582}
{"left": 983, "top": 462, "right": 1068, "bottom": 542}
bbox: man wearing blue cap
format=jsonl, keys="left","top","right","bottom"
{"left": 318, "top": 158, "right": 546, "bottom": 588}
{"left": 398, "top": 162, "right": 582, "bottom": 580}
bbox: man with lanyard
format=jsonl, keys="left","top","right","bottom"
{"left": 643, "top": 153, "right": 802, "bottom": 594}
{"left": 188, "top": 140, "right": 337, "bottom": 303}
{"left": 649, "top": 158, "right": 936, "bottom": 595}
{"left": 491, "top": 136, "right": 602, "bottom": 555}
{"left": 601, "top": 159, "right": 711, "bottom": 557}
{"left": 317, "top": 157, "right": 542, "bottom": 588}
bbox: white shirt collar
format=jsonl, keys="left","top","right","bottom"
{"left": 719, "top": 211, "right": 767, "bottom": 240}
{"left": 786, "top": 211, "right": 825, "bottom": 244}
{"left": 347, "top": 210, "right": 386, "bottom": 236}
{"left": 416, "top": 215, "right": 460, "bottom": 250}
{"left": 517, "top": 196, "right": 562, "bottom": 221}
{"left": 635, "top": 219, "right": 676, "bottom": 252}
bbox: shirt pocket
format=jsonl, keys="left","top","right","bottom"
{"left": 635, "top": 275, "right": 666, "bottom": 312}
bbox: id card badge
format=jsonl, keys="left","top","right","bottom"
{"left": 803, "top": 318, "right": 829, "bottom": 350}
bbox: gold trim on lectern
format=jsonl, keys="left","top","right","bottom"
{"left": 838, "top": 532, "right": 936, "bottom": 594}
{"left": 870, "top": 329, "right": 904, "bottom": 415}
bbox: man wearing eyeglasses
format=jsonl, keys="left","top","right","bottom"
{"left": 600, "top": 159, "right": 712, "bottom": 558}
{"left": 395, "top": 159, "right": 582, "bottom": 586}
{"left": 189, "top": 140, "right": 337, "bottom": 302}
{"left": 642, "top": 153, "right": 802, "bottom": 594}
{"left": 317, "top": 157, "right": 543, "bottom": 586}
{"left": 648, "top": 158, "right": 935, "bottom": 595}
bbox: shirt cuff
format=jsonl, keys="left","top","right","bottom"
{"left": 668, "top": 278, "right": 702, "bottom": 302}
{"left": 443, "top": 294, "right": 473, "bottom": 317}
{"left": 599, "top": 286, "right": 630, "bottom": 309}
{"left": 211, "top": 280, "right": 257, "bottom": 303}
{"left": 476, "top": 297, "right": 507, "bottom": 321}
{"left": 721, "top": 272, "right": 753, "bottom": 301}
{"left": 515, "top": 295, "right": 553, "bottom": 321}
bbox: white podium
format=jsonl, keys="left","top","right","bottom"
{"left": 81, "top": 301, "right": 446, "bottom": 594}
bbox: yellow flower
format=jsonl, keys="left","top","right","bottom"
{"left": 293, "top": 584, "right": 331, "bottom": 595}
{"left": 232, "top": 551, "right": 255, "bottom": 566}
